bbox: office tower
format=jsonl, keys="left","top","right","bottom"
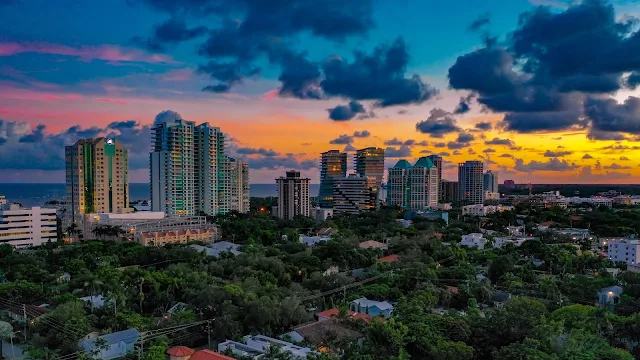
{"left": 441, "top": 180, "right": 460, "bottom": 203}
{"left": 333, "top": 174, "right": 376, "bottom": 214}
{"left": 386, "top": 158, "right": 438, "bottom": 210}
{"left": 318, "top": 150, "right": 347, "bottom": 208}
{"left": 426, "top": 155, "right": 443, "bottom": 202}
{"left": 355, "top": 147, "right": 385, "bottom": 189}
{"left": 276, "top": 170, "right": 310, "bottom": 219}
{"left": 458, "top": 161, "right": 484, "bottom": 205}
{"left": 228, "top": 157, "right": 250, "bottom": 213}
{"left": 483, "top": 170, "right": 499, "bottom": 193}
{"left": 150, "top": 118, "right": 227, "bottom": 216}
{"left": 0, "top": 205, "right": 57, "bottom": 247}
{"left": 65, "top": 138, "right": 129, "bottom": 224}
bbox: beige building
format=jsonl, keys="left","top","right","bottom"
{"left": 0, "top": 205, "right": 57, "bottom": 248}
{"left": 65, "top": 138, "right": 129, "bottom": 225}
{"left": 227, "top": 157, "right": 250, "bottom": 213}
{"left": 276, "top": 170, "right": 310, "bottom": 219}
{"left": 137, "top": 228, "right": 217, "bottom": 246}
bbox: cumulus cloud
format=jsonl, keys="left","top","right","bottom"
{"left": 384, "top": 138, "right": 428, "bottom": 147}
{"left": 415, "top": 108, "right": 461, "bottom": 138}
{"left": 385, "top": 145, "right": 412, "bottom": 158}
{"left": 133, "top": 17, "right": 207, "bottom": 52}
{"left": 582, "top": 154, "right": 593, "bottom": 159}
{"left": 353, "top": 130, "right": 371, "bottom": 138}
{"left": 329, "top": 134, "right": 354, "bottom": 145}
{"left": 475, "top": 122, "right": 492, "bottom": 131}
{"left": 236, "top": 147, "right": 279, "bottom": 156}
{"left": 514, "top": 158, "right": 579, "bottom": 172}
{"left": 327, "top": 101, "right": 372, "bottom": 121}
{"left": 603, "top": 163, "right": 632, "bottom": 170}
{"left": 543, "top": 150, "right": 573, "bottom": 157}
{"left": 484, "top": 137, "right": 521, "bottom": 150}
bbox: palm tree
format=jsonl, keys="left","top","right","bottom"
{"left": 262, "top": 344, "right": 293, "bottom": 360}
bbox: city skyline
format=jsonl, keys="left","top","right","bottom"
{"left": 1, "top": 0, "right": 640, "bottom": 184}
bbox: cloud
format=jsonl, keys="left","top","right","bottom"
{"left": 353, "top": 130, "right": 371, "bottom": 138}
{"left": 415, "top": 108, "right": 461, "bottom": 138}
{"left": 514, "top": 158, "right": 579, "bottom": 172}
{"left": 133, "top": 17, "right": 207, "bottom": 52}
{"left": 483, "top": 148, "right": 496, "bottom": 153}
{"left": 447, "top": 0, "right": 640, "bottom": 136}
{"left": 484, "top": 137, "right": 521, "bottom": 150}
{"left": 385, "top": 146, "right": 412, "bottom": 158}
{"left": 627, "top": 72, "right": 640, "bottom": 89}
{"left": 456, "top": 132, "right": 475, "bottom": 143}
{"left": 236, "top": 147, "right": 279, "bottom": 157}
{"left": 329, "top": 134, "right": 354, "bottom": 144}
{"left": 543, "top": 150, "right": 573, "bottom": 157}
{"left": 437, "top": 151, "right": 450, "bottom": 156}
{"left": 582, "top": 154, "right": 593, "bottom": 159}
{"left": 301, "top": 142, "right": 312, "bottom": 146}
{"left": 327, "top": 100, "right": 371, "bottom": 121}
{"left": 320, "top": 37, "right": 439, "bottom": 107}
{"left": 499, "top": 153, "right": 514, "bottom": 158}
{"left": 586, "top": 129, "right": 627, "bottom": 141}
{"left": 344, "top": 144, "right": 357, "bottom": 152}
{"left": 475, "top": 122, "right": 492, "bottom": 131}
{"left": 603, "top": 163, "right": 632, "bottom": 170}
{"left": 468, "top": 13, "right": 491, "bottom": 32}
{"left": 247, "top": 155, "right": 316, "bottom": 170}
{"left": 454, "top": 94, "right": 475, "bottom": 114}
{"left": 384, "top": 138, "right": 428, "bottom": 147}
{"left": 453, "top": 150, "right": 462, "bottom": 155}
{"left": 433, "top": 142, "right": 446, "bottom": 148}
{"left": 619, "top": 156, "right": 630, "bottom": 161}
{"left": 0, "top": 41, "right": 173, "bottom": 63}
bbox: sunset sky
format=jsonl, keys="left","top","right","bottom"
{"left": 1, "top": 0, "right": 640, "bottom": 184}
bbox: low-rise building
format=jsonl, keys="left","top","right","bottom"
{"left": 612, "top": 196, "right": 640, "bottom": 206}
{"left": 607, "top": 239, "right": 640, "bottom": 264}
{"left": 494, "top": 237, "right": 537, "bottom": 248}
{"left": 552, "top": 228, "right": 594, "bottom": 241}
{"left": 219, "top": 335, "right": 316, "bottom": 359}
{"left": 459, "top": 233, "right": 487, "bottom": 249}
{"left": 597, "top": 285, "right": 622, "bottom": 311}
{"left": 462, "top": 204, "right": 514, "bottom": 216}
{"left": 310, "top": 208, "right": 333, "bottom": 222}
{"left": 349, "top": 298, "right": 393, "bottom": 318}
{"left": 359, "top": 240, "right": 388, "bottom": 250}
{"left": 300, "top": 235, "right": 330, "bottom": 247}
{"left": 137, "top": 228, "right": 217, "bottom": 246}
{"left": 190, "top": 241, "right": 241, "bottom": 258}
{"left": 0, "top": 205, "right": 57, "bottom": 248}
{"left": 79, "top": 329, "right": 140, "bottom": 360}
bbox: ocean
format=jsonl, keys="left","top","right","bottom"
{"left": 0, "top": 183, "right": 321, "bottom": 208}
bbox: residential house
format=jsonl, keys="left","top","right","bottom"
{"left": 300, "top": 236, "right": 330, "bottom": 247}
{"left": 284, "top": 319, "right": 362, "bottom": 350}
{"left": 323, "top": 266, "right": 339, "bottom": 277}
{"left": 491, "top": 291, "right": 511, "bottom": 307}
{"left": 7, "top": 304, "right": 48, "bottom": 323}
{"left": 219, "top": 335, "right": 316, "bottom": 359}
{"left": 537, "top": 221, "right": 554, "bottom": 231}
{"left": 493, "top": 237, "right": 537, "bottom": 249}
{"left": 359, "top": 240, "right": 388, "bottom": 250}
{"left": 349, "top": 298, "right": 393, "bottom": 318}
{"left": 597, "top": 285, "right": 622, "bottom": 311}
{"left": 377, "top": 254, "right": 399, "bottom": 263}
{"left": 57, "top": 272, "right": 71, "bottom": 283}
{"left": 79, "top": 329, "right": 140, "bottom": 360}
{"left": 190, "top": 241, "right": 241, "bottom": 258}
{"left": 459, "top": 233, "right": 487, "bottom": 249}
{"left": 317, "top": 228, "right": 338, "bottom": 237}
{"left": 316, "top": 308, "right": 375, "bottom": 323}
{"left": 166, "top": 347, "right": 234, "bottom": 360}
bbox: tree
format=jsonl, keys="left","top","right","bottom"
{"left": 143, "top": 342, "right": 168, "bottom": 360}
{"left": 488, "top": 255, "right": 515, "bottom": 283}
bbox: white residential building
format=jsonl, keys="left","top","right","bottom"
{"left": 460, "top": 233, "right": 487, "bottom": 249}
{"left": 494, "top": 237, "right": 537, "bottom": 248}
{"left": 386, "top": 157, "right": 438, "bottom": 210}
{"left": 0, "top": 205, "right": 57, "bottom": 247}
{"left": 310, "top": 207, "right": 333, "bottom": 222}
{"left": 567, "top": 196, "right": 613, "bottom": 207}
{"left": 462, "top": 204, "right": 514, "bottom": 216}
{"left": 227, "top": 157, "right": 250, "bottom": 213}
{"left": 607, "top": 239, "right": 640, "bottom": 264}
{"left": 219, "top": 335, "right": 316, "bottom": 359}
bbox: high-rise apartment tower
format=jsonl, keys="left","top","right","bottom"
{"left": 318, "top": 150, "right": 347, "bottom": 208}
{"left": 458, "top": 161, "right": 484, "bottom": 205}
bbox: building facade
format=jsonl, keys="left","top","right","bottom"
{"left": 0, "top": 205, "right": 57, "bottom": 247}
{"left": 441, "top": 180, "right": 459, "bottom": 203}
{"left": 227, "top": 157, "right": 250, "bottom": 213}
{"left": 607, "top": 240, "right": 640, "bottom": 264}
{"left": 458, "top": 161, "right": 484, "bottom": 205}
{"left": 386, "top": 158, "right": 438, "bottom": 210}
{"left": 355, "top": 147, "right": 385, "bottom": 190}
{"left": 65, "top": 138, "right": 129, "bottom": 225}
{"left": 150, "top": 118, "right": 228, "bottom": 216}
{"left": 333, "top": 174, "right": 377, "bottom": 214}
{"left": 276, "top": 170, "right": 311, "bottom": 219}
{"left": 426, "top": 155, "right": 443, "bottom": 202}
{"left": 318, "top": 150, "right": 347, "bottom": 208}
{"left": 483, "top": 170, "right": 499, "bottom": 193}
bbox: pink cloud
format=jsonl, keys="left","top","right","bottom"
{"left": 98, "top": 98, "right": 128, "bottom": 105}
{"left": 0, "top": 42, "right": 175, "bottom": 64}
{"left": 261, "top": 89, "right": 279, "bottom": 102}
{"left": 161, "top": 69, "right": 194, "bottom": 82}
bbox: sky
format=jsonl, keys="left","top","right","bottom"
{"left": 1, "top": 0, "right": 640, "bottom": 184}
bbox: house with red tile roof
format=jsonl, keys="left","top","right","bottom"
{"left": 358, "top": 240, "right": 388, "bottom": 250}
{"left": 166, "top": 347, "right": 235, "bottom": 360}
{"left": 377, "top": 254, "right": 399, "bottom": 263}
{"left": 316, "top": 308, "right": 377, "bottom": 324}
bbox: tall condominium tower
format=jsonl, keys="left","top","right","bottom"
{"left": 458, "top": 161, "right": 484, "bottom": 205}
{"left": 386, "top": 158, "right": 438, "bottom": 210}
{"left": 276, "top": 170, "right": 310, "bottom": 219}
{"left": 426, "top": 155, "right": 443, "bottom": 202}
{"left": 441, "top": 180, "right": 460, "bottom": 203}
{"left": 318, "top": 150, "right": 347, "bottom": 208}
{"left": 333, "top": 174, "right": 377, "bottom": 214}
{"left": 483, "top": 170, "right": 499, "bottom": 193}
{"left": 354, "top": 147, "right": 385, "bottom": 190}
{"left": 150, "top": 118, "right": 227, "bottom": 216}
{"left": 228, "top": 157, "right": 250, "bottom": 213}
{"left": 65, "top": 138, "right": 129, "bottom": 224}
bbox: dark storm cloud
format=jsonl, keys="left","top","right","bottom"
{"left": 627, "top": 72, "right": 640, "bottom": 89}
{"left": 415, "top": 108, "right": 461, "bottom": 138}
{"left": 321, "top": 38, "right": 438, "bottom": 107}
{"left": 236, "top": 147, "right": 280, "bottom": 157}
{"left": 133, "top": 17, "right": 207, "bottom": 51}
{"left": 277, "top": 51, "right": 323, "bottom": 99}
{"left": 586, "top": 129, "right": 627, "bottom": 141}
{"left": 543, "top": 150, "right": 573, "bottom": 157}
{"left": 447, "top": 0, "right": 640, "bottom": 136}
{"left": 475, "top": 122, "right": 492, "bottom": 131}
{"left": 456, "top": 132, "right": 475, "bottom": 143}
{"left": 454, "top": 94, "right": 475, "bottom": 114}
{"left": 585, "top": 96, "right": 640, "bottom": 135}
{"left": 328, "top": 101, "right": 369, "bottom": 121}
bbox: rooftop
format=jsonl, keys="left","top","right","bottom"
{"left": 166, "top": 346, "right": 195, "bottom": 357}
{"left": 293, "top": 319, "right": 362, "bottom": 347}
{"left": 377, "top": 254, "right": 399, "bottom": 263}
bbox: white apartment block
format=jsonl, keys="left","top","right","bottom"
{"left": 462, "top": 204, "right": 514, "bottom": 216}
{"left": 460, "top": 233, "right": 487, "bottom": 249}
{"left": 607, "top": 239, "right": 640, "bottom": 264}
{"left": 151, "top": 118, "right": 229, "bottom": 216}
{"left": 228, "top": 157, "right": 250, "bottom": 213}
{"left": 0, "top": 205, "right": 57, "bottom": 248}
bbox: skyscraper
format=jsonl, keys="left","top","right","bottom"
{"left": 150, "top": 118, "right": 227, "bottom": 216}
{"left": 483, "top": 170, "right": 499, "bottom": 193}
{"left": 319, "top": 150, "right": 347, "bottom": 208}
{"left": 276, "top": 170, "right": 310, "bottom": 219}
{"left": 333, "top": 174, "right": 377, "bottom": 214}
{"left": 386, "top": 157, "right": 438, "bottom": 210}
{"left": 426, "top": 155, "right": 443, "bottom": 202}
{"left": 458, "top": 161, "right": 484, "bottom": 205}
{"left": 355, "top": 147, "right": 385, "bottom": 190}
{"left": 228, "top": 157, "right": 250, "bottom": 213}
{"left": 65, "top": 138, "right": 129, "bottom": 224}
{"left": 441, "top": 180, "right": 460, "bottom": 203}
